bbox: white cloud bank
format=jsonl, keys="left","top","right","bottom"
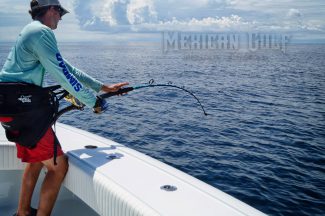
{"left": 72, "top": 0, "right": 325, "bottom": 36}
{"left": 0, "top": 0, "right": 324, "bottom": 42}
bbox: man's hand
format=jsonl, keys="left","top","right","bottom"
{"left": 93, "top": 82, "right": 129, "bottom": 114}
{"left": 101, "top": 82, "right": 129, "bottom": 93}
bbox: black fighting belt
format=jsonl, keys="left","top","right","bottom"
{"left": 0, "top": 82, "right": 61, "bottom": 163}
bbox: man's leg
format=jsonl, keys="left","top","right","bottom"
{"left": 37, "top": 155, "right": 69, "bottom": 216}
{"left": 17, "top": 162, "right": 44, "bottom": 216}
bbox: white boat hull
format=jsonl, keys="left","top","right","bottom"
{"left": 0, "top": 123, "right": 266, "bottom": 216}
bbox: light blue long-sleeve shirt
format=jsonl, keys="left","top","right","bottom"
{"left": 0, "top": 21, "right": 103, "bottom": 108}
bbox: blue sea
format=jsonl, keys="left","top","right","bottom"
{"left": 1, "top": 42, "right": 324, "bottom": 215}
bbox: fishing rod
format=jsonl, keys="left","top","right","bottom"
{"left": 100, "top": 79, "right": 208, "bottom": 116}
{"left": 53, "top": 79, "right": 208, "bottom": 122}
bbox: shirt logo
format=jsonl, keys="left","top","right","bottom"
{"left": 18, "top": 95, "right": 32, "bottom": 103}
{"left": 56, "top": 53, "right": 83, "bottom": 92}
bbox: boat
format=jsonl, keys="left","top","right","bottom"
{"left": 0, "top": 123, "right": 266, "bottom": 216}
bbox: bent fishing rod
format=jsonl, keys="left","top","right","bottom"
{"left": 100, "top": 79, "right": 208, "bottom": 116}
{"left": 53, "top": 79, "right": 208, "bottom": 122}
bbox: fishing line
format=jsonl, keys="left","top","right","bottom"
{"left": 100, "top": 79, "right": 208, "bottom": 116}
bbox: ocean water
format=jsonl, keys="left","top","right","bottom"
{"left": 1, "top": 42, "right": 324, "bottom": 215}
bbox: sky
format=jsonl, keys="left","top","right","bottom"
{"left": 0, "top": 0, "right": 324, "bottom": 43}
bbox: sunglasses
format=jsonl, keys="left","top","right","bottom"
{"left": 53, "top": 6, "right": 64, "bottom": 17}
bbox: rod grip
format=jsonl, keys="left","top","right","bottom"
{"left": 100, "top": 87, "right": 134, "bottom": 98}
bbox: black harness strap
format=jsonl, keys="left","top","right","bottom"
{"left": 53, "top": 133, "right": 60, "bottom": 165}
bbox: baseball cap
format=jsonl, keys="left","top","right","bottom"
{"left": 31, "top": 0, "right": 69, "bottom": 17}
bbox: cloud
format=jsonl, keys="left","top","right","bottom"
{"left": 0, "top": 0, "right": 324, "bottom": 42}
{"left": 134, "top": 15, "right": 252, "bottom": 32}
{"left": 71, "top": 0, "right": 325, "bottom": 35}
{"left": 287, "top": 8, "right": 301, "bottom": 18}
{"left": 99, "top": 0, "right": 130, "bottom": 25}
{"left": 74, "top": 0, "right": 158, "bottom": 31}
{"left": 127, "top": 0, "right": 158, "bottom": 24}
{"left": 74, "top": 0, "right": 228, "bottom": 32}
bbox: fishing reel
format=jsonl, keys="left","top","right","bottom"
{"left": 63, "top": 94, "right": 85, "bottom": 110}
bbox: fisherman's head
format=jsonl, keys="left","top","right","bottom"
{"left": 29, "top": 0, "right": 69, "bottom": 29}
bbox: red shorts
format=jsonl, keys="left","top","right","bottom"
{"left": 16, "top": 127, "right": 64, "bottom": 163}
{"left": 0, "top": 116, "right": 63, "bottom": 163}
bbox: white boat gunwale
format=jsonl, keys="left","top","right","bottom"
{"left": 0, "top": 123, "right": 266, "bottom": 216}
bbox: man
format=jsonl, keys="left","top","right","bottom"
{"left": 0, "top": 0, "right": 128, "bottom": 215}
